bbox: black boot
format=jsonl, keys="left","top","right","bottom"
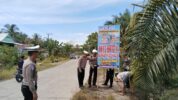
{"left": 102, "top": 83, "right": 107, "bottom": 86}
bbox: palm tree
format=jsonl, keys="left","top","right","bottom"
{"left": 32, "top": 33, "right": 41, "bottom": 45}
{"left": 105, "top": 9, "right": 131, "bottom": 35}
{"left": 104, "top": 9, "right": 131, "bottom": 47}
{"left": 0, "top": 24, "right": 28, "bottom": 43}
{"left": 83, "top": 32, "right": 98, "bottom": 52}
{"left": 1, "top": 24, "right": 19, "bottom": 38}
{"left": 104, "top": 21, "right": 114, "bottom": 25}
{"left": 126, "top": 0, "right": 178, "bottom": 99}
{"left": 112, "top": 9, "right": 131, "bottom": 35}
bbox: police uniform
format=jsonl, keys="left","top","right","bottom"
{"left": 88, "top": 55, "right": 98, "bottom": 87}
{"left": 77, "top": 51, "right": 88, "bottom": 88}
{"left": 21, "top": 45, "right": 39, "bottom": 100}
{"left": 103, "top": 68, "right": 114, "bottom": 87}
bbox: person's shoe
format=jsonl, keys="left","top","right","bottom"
{"left": 88, "top": 85, "right": 91, "bottom": 88}
{"left": 102, "top": 83, "right": 107, "bottom": 86}
{"left": 93, "top": 85, "right": 97, "bottom": 88}
{"left": 79, "top": 86, "right": 84, "bottom": 89}
{"left": 109, "top": 85, "right": 113, "bottom": 88}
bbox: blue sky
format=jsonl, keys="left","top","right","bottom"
{"left": 0, "top": 0, "right": 144, "bottom": 45}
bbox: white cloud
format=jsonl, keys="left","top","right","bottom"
{"left": 0, "top": 0, "right": 145, "bottom": 44}
{"left": 53, "top": 32, "right": 90, "bottom": 45}
{"left": 0, "top": 0, "right": 124, "bottom": 24}
{"left": 0, "top": 15, "right": 110, "bottom": 24}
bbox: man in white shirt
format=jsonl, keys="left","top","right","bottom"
{"left": 77, "top": 51, "right": 89, "bottom": 88}
{"left": 21, "top": 45, "right": 39, "bottom": 100}
{"left": 116, "top": 71, "right": 131, "bottom": 95}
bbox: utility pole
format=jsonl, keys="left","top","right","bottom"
{"left": 46, "top": 33, "right": 52, "bottom": 40}
{"left": 46, "top": 33, "right": 53, "bottom": 42}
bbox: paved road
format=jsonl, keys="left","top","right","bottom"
{"left": 0, "top": 60, "right": 89, "bottom": 100}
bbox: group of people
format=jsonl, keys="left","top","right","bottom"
{"left": 77, "top": 49, "right": 116, "bottom": 89}
{"left": 19, "top": 46, "right": 132, "bottom": 100}
{"left": 77, "top": 50, "right": 132, "bottom": 95}
{"left": 77, "top": 49, "right": 98, "bottom": 88}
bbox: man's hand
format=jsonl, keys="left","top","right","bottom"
{"left": 33, "top": 92, "right": 38, "bottom": 100}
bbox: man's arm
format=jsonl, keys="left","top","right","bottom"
{"left": 27, "top": 64, "right": 38, "bottom": 100}
{"left": 87, "top": 56, "right": 92, "bottom": 66}
{"left": 78, "top": 58, "right": 82, "bottom": 72}
{"left": 26, "top": 64, "right": 36, "bottom": 93}
{"left": 78, "top": 58, "right": 82, "bottom": 68}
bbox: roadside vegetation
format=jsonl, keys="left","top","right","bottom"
{"left": 0, "top": 56, "right": 69, "bottom": 81}
{"left": 125, "top": 0, "right": 178, "bottom": 99}
{"left": 72, "top": 88, "right": 116, "bottom": 100}
{"left": 0, "top": 24, "right": 81, "bottom": 80}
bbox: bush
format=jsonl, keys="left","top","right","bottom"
{"left": 0, "top": 67, "right": 16, "bottom": 80}
{"left": 0, "top": 45, "right": 18, "bottom": 69}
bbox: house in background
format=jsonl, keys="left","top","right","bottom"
{"left": 0, "top": 33, "right": 21, "bottom": 46}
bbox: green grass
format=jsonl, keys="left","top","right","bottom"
{"left": 0, "top": 67, "right": 16, "bottom": 80}
{"left": 160, "top": 75, "right": 178, "bottom": 100}
{"left": 160, "top": 88, "right": 178, "bottom": 100}
{"left": 37, "top": 57, "right": 69, "bottom": 71}
{"left": 72, "top": 89, "right": 115, "bottom": 100}
{"left": 106, "top": 95, "right": 115, "bottom": 100}
{"left": 0, "top": 57, "right": 69, "bottom": 81}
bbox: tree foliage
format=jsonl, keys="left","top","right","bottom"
{"left": 83, "top": 32, "right": 98, "bottom": 52}
{"left": 0, "top": 45, "right": 18, "bottom": 69}
{"left": 31, "top": 33, "right": 42, "bottom": 45}
{"left": 0, "top": 24, "right": 28, "bottom": 43}
{"left": 126, "top": 0, "right": 178, "bottom": 99}
{"left": 105, "top": 9, "right": 131, "bottom": 47}
{"left": 0, "top": 24, "right": 81, "bottom": 69}
{"left": 105, "top": 9, "right": 131, "bottom": 35}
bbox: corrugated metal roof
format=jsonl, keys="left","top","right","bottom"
{"left": 0, "top": 33, "right": 16, "bottom": 44}
{"left": 0, "top": 33, "right": 8, "bottom": 41}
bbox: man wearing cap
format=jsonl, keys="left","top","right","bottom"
{"left": 21, "top": 45, "right": 39, "bottom": 100}
{"left": 77, "top": 50, "right": 89, "bottom": 88}
{"left": 88, "top": 49, "right": 98, "bottom": 88}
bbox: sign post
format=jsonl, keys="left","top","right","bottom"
{"left": 98, "top": 25, "right": 120, "bottom": 68}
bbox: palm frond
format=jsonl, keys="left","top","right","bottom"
{"left": 126, "top": 0, "right": 178, "bottom": 92}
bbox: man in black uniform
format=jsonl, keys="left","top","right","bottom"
{"left": 88, "top": 49, "right": 98, "bottom": 88}
{"left": 102, "top": 68, "right": 114, "bottom": 88}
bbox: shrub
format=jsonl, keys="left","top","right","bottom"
{"left": 0, "top": 45, "right": 18, "bottom": 69}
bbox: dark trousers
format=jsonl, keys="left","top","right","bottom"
{"left": 21, "top": 85, "right": 33, "bottom": 100}
{"left": 104, "top": 69, "right": 114, "bottom": 87}
{"left": 88, "top": 67, "right": 97, "bottom": 86}
{"left": 77, "top": 68, "right": 85, "bottom": 87}
{"left": 125, "top": 76, "right": 130, "bottom": 88}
